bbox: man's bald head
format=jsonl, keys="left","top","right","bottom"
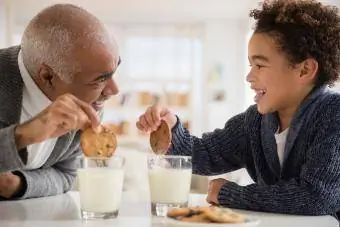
{"left": 21, "top": 4, "right": 118, "bottom": 83}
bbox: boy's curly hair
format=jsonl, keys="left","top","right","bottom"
{"left": 249, "top": 0, "right": 340, "bottom": 87}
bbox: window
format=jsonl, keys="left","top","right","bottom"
{"left": 126, "top": 36, "right": 201, "bottom": 81}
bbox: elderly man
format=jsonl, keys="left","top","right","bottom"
{"left": 0, "top": 4, "right": 120, "bottom": 199}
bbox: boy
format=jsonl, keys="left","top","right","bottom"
{"left": 137, "top": 0, "right": 340, "bottom": 217}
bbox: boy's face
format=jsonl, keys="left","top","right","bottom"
{"left": 247, "top": 33, "right": 311, "bottom": 115}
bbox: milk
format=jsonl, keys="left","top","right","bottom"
{"left": 148, "top": 168, "right": 192, "bottom": 204}
{"left": 77, "top": 168, "right": 124, "bottom": 213}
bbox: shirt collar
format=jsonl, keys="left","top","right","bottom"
{"left": 18, "top": 50, "right": 52, "bottom": 116}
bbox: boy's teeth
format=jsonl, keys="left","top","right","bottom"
{"left": 258, "top": 89, "right": 266, "bottom": 94}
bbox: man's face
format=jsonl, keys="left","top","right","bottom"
{"left": 42, "top": 42, "right": 120, "bottom": 111}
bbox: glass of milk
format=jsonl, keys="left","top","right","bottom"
{"left": 77, "top": 156, "right": 125, "bottom": 220}
{"left": 147, "top": 155, "right": 192, "bottom": 217}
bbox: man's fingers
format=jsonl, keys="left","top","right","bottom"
{"left": 69, "top": 96, "right": 100, "bottom": 128}
{"left": 54, "top": 107, "right": 79, "bottom": 130}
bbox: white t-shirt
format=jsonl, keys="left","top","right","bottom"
{"left": 18, "top": 50, "right": 57, "bottom": 170}
{"left": 274, "top": 127, "right": 289, "bottom": 168}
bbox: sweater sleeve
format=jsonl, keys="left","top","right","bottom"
{"left": 217, "top": 119, "right": 340, "bottom": 216}
{"left": 0, "top": 124, "right": 27, "bottom": 172}
{"left": 13, "top": 147, "right": 81, "bottom": 199}
{"left": 168, "top": 109, "right": 251, "bottom": 176}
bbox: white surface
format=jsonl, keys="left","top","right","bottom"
{"left": 148, "top": 168, "right": 192, "bottom": 203}
{"left": 0, "top": 191, "right": 337, "bottom": 227}
{"left": 77, "top": 168, "right": 124, "bottom": 212}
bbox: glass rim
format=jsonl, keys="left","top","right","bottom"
{"left": 147, "top": 155, "right": 191, "bottom": 160}
{"left": 78, "top": 155, "right": 125, "bottom": 161}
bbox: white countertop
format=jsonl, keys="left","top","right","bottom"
{"left": 0, "top": 191, "right": 338, "bottom": 227}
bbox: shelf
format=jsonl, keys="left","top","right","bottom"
{"left": 102, "top": 75, "right": 195, "bottom": 141}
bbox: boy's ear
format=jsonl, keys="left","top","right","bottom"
{"left": 299, "top": 58, "right": 318, "bottom": 85}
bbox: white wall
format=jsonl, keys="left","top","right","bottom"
{"left": 0, "top": 0, "right": 5, "bottom": 48}
{"left": 9, "top": 0, "right": 256, "bottom": 25}
{"left": 203, "top": 20, "right": 249, "bottom": 131}
{"left": 0, "top": 0, "right": 12, "bottom": 48}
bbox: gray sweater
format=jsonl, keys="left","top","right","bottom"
{"left": 0, "top": 46, "right": 82, "bottom": 199}
{"left": 169, "top": 85, "right": 340, "bottom": 217}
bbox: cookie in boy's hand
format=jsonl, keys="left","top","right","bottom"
{"left": 80, "top": 124, "right": 117, "bottom": 157}
{"left": 149, "top": 120, "right": 172, "bottom": 154}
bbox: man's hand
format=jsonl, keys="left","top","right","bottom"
{"left": 206, "top": 178, "right": 228, "bottom": 205}
{"left": 0, "top": 172, "right": 21, "bottom": 199}
{"left": 15, "top": 93, "right": 101, "bottom": 149}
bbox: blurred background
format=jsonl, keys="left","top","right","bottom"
{"left": 1, "top": 0, "right": 339, "bottom": 192}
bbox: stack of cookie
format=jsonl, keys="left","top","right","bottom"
{"left": 167, "top": 206, "right": 245, "bottom": 224}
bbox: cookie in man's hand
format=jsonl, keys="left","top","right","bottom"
{"left": 149, "top": 120, "right": 172, "bottom": 154}
{"left": 80, "top": 124, "right": 117, "bottom": 157}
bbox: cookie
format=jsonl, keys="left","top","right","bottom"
{"left": 80, "top": 124, "right": 117, "bottom": 157}
{"left": 149, "top": 120, "right": 171, "bottom": 154}
{"left": 180, "top": 213, "right": 211, "bottom": 223}
{"left": 204, "top": 206, "right": 245, "bottom": 224}
{"left": 167, "top": 207, "right": 210, "bottom": 221}
{"left": 167, "top": 207, "right": 205, "bottom": 218}
{"left": 167, "top": 207, "right": 192, "bottom": 218}
{"left": 167, "top": 206, "right": 245, "bottom": 224}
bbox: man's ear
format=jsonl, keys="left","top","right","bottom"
{"left": 298, "top": 58, "right": 318, "bottom": 85}
{"left": 37, "top": 64, "right": 54, "bottom": 87}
